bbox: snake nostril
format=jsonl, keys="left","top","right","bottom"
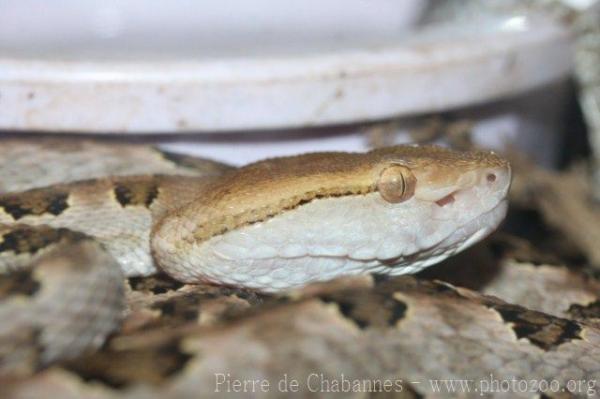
{"left": 486, "top": 173, "right": 496, "bottom": 183}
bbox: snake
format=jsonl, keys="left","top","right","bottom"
{"left": 0, "top": 138, "right": 512, "bottom": 379}
{"left": 0, "top": 137, "right": 600, "bottom": 399}
{"left": 2, "top": 139, "right": 600, "bottom": 398}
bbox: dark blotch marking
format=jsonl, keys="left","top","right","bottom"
{"left": 0, "top": 268, "right": 40, "bottom": 298}
{"left": 155, "top": 301, "right": 177, "bottom": 317}
{"left": 147, "top": 285, "right": 266, "bottom": 326}
{"left": 0, "top": 225, "right": 80, "bottom": 255}
{"left": 493, "top": 304, "right": 582, "bottom": 350}
{"left": 336, "top": 299, "right": 368, "bottom": 329}
{"left": 371, "top": 273, "right": 391, "bottom": 284}
{"left": 378, "top": 277, "right": 583, "bottom": 350}
{"left": 128, "top": 273, "right": 185, "bottom": 294}
{"left": 64, "top": 341, "right": 192, "bottom": 388}
{"left": 140, "top": 297, "right": 202, "bottom": 330}
{"left": 114, "top": 181, "right": 159, "bottom": 208}
{"left": 320, "top": 289, "right": 408, "bottom": 329}
{"left": 388, "top": 299, "right": 407, "bottom": 326}
{"left": 320, "top": 295, "right": 365, "bottom": 328}
{"left": 568, "top": 300, "right": 600, "bottom": 321}
{"left": 47, "top": 194, "right": 69, "bottom": 215}
{"left": 0, "top": 191, "right": 69, "bottom": 220}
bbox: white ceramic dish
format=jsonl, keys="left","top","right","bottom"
{"left": 0, "top": 9, "right": 571, "bottom": 133}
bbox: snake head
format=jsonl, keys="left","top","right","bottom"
{"left": 152, "top": 145, "right": 511, "bottom": 291}
{"left": 371, "top": 145, "right": 511, "bottom": 260}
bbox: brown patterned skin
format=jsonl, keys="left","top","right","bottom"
{"left": 0, "top": 141, "right": 515, "bottom": 385}
{"left": 0, "top": 173, "right": 220, "bottom": 378}
{"left": 0, "top": 138, "right": 233, "bottom": 378}
{"left": 0, "top": 232, "right": 125, "bottom": 377}
{"left": 3, "top": 276, "right": 599, "bottom": 399}
{"left": 0, "top": 175, "right": 223, "bottom": 278}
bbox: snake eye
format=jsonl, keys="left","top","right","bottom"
{"left": 377, "top": 164, "right": 416, "bottom": 203}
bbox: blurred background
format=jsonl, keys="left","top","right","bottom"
{"left": 0, "top": 0, "right": 597, "bottom": 169}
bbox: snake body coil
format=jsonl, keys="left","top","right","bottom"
{"left": 0, "top": 140, "right": 510, "bottom": 375}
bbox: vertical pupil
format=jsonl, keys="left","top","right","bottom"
{"left": 399, "top": 173, "right": 406, "bottom": 196}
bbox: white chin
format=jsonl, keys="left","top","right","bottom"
{"left": 162, "top": 196, "right": 509, "bottom": 291}
{"left": 385, "top": 199, "right": 509, "bottom": 276}
{"left": 436, "top": 199, "right": 508, "bottom": 256}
